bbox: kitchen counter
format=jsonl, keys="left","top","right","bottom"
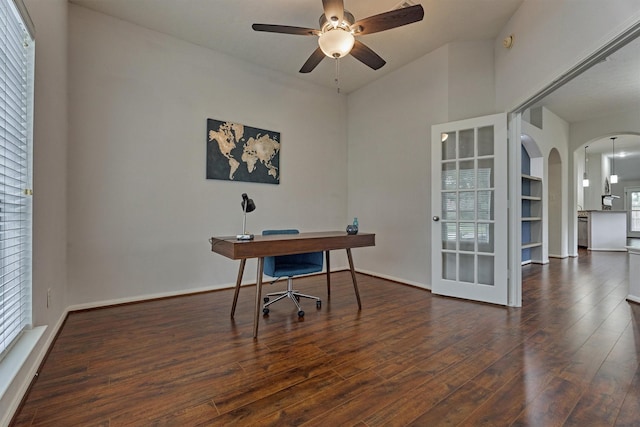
{"left": 587, "top": 210, "right": 627, "bottom": 251}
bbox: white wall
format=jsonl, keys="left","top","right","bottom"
{"left": 582, "top": 152, "right": 605, "bottom": 211}
{"left": 578, "top": 149, "right": 626, "bottom": 211}
{"left": 28, "top": 0, "right": 69, "bottom": 332}
{"left": 67, "top": 5, "right": 349, "bottom": 306}
{"left": 0, "top": 0, "right": 69, "bottom": 422}
{"left": 495, "top": 0, "right": 640, "bottom": 111}
{"left": 576, "top": 148, "right": 585, "bottom": 210}
{"left": 346, "top": 41, "right": 495, "bottom": 288}
{"left": 447, "top": 41, "right": 495, "bottom": 121}
{"left": 548, "top": 149, "right": 564, "bottom": 258}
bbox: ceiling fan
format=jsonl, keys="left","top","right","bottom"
{"left": 252, "top": 0, "right": 424, "bottom": 73}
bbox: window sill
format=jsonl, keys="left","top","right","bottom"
{"left": 0, "top": 325, "right": 47, "bottom": 400}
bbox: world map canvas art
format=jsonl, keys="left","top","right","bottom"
{"left": 206, "top": 118, "right": 280, "bottom": 184}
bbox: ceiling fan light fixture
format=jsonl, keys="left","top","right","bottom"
{"left": 318, "top": 28, "right": 355, "bottom": 58}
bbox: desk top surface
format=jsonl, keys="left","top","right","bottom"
{"left": 210, "top": 231, "right": 375, "bottom": 259}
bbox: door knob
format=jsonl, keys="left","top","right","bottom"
{"left": 433, "top": 216, "right": 440, "bottom": 222}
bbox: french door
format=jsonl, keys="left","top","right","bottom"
{"left": 431, "top": 113, "right": 508, "bottom": 305}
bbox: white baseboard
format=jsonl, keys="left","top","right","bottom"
{"left": 548, "top": 253, "right": 568, "bottom": 259}
{"left": 355, "top": 268, "right": 430, "bottom": 290}
{"left": 67, "top": 269, "right": 431, "bottom": 313}
{"left": 522, "top": 260, "right": 549, "bottom": 265}
{"left": 67, "top": 282, "right": 240, "bottom": 312}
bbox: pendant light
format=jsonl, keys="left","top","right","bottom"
{"left": 610, "top": 137, "right": 618, "bottom": 184}
{"left": 582, "top": 145, "right": 589, "bottom": 187}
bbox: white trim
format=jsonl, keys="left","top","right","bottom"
{"left": 354, "top": 268, "right": 430, "bottom": 290}
{"left": 508, "top": 113, "right": 523, "bottom": 307}
{"left": 11, "top": 0, "right": 35, "bottom": 39}
{"left": 68, "top": 267, "right": 428, "bottom": 312}
{"left": 0, "top": 327, "right": 45, "bottom": 400}
{"left": 67, "top": 282, "right": 239, "bottom": 312}
{"left": 0, "top": 308, "right": 65, "bottom": 427}
{"left": 0, "top": 310, "right": 59, "bottom": 426}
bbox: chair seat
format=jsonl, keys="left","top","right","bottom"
{"left": 270, "top": 262, "right": 322, "bottom": 277}
{"left": 261, "top": 229, "right": 324, "bottom": 318}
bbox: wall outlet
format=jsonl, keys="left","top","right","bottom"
{"left": 47, "top": 288, "right": 51, "bottom": 308}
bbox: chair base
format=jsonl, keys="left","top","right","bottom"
{"left": 262, "top": 277, "right": 321, "bottom": 317}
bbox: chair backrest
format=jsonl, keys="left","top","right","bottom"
{"left": 262, "top": 229, "right": 323, "bottom": 277}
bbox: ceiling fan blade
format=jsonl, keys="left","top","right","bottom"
{"left": 300, "top": 47, "right": 326, "bottom": 73}
{"left": 353, "top": 4, "right": 424, "bottom": 35}
{"left": 322, "top": 0, "right": 344, "bottom": 26}
{"left": 350, "top": 40, "right": 386, "bottom": 70}
{"left": 252, "top": 24, "right": 318, "bottom": 36}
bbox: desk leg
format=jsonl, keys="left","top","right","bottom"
{"left": 346, "top": 248, "right": 362, "bottom": 309}
{"left": 253, "top": 257, "right": 264, "bottom": 339}
{"left": 325, "top": 250, "right": 331, "bottom": 297}
{"left": 230, "top": 258, "right": 246, "bottom": 318}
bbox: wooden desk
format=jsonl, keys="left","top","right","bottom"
{"left": 210, "top": 231, "right": 375, "bottom": 338}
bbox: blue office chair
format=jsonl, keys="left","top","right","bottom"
{"left": 262, "top": 229, "right": 323, "bottom": 317}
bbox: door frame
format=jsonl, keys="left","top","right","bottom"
{"left": 508, "top": 112, "right": 522, "bottom": 307}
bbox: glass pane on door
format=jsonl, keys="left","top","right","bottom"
{"left": 438, "top": 127, "right": 495, "bottom": 282}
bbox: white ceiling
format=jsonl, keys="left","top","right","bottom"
{"left": 68, "top": 0, "right": 640, "bottom": 159}
{"left": 69, "top": 0, "right": 524, "bottom": 94}
{"left": 529, "top": 29, "right": 640, "bottom": 173}
{"left": 534, "top": 34, "right": 640, "bottom": 125}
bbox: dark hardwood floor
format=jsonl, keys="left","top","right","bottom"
{"left": 11, "top": 249, "right": 640, "bottom": 426}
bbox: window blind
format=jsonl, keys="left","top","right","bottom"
{"left": 0, "top": 0, "right": 34, "bottom": 358}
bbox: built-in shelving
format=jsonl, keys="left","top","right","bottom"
{"left": 521, "top": 154, "right": 543, "bottom": 265}
{"left": 521, "top": 242, "right": 542, "bottom": 249}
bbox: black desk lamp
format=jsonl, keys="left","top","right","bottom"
{"left": 237, "top": 193, "right": 256, "bottom": 240}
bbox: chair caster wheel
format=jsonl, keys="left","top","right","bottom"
{"left": 295, "top": 295, "right": 300, "bottom": 302}
{"left": 316, "top": 300, "right": 321, "bottom": 309}
{"left": 263, "top": 308, "right": 269, "bottom": 315}
{"left": 263, "top": 297, "right": 269, "bottom": 303}
{"left": 298, "top": 310, "right": 304, "bottom": 317}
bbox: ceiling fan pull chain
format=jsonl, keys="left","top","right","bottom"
{"left": 335, "top": 57, "right": 340, "bottom": 93}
